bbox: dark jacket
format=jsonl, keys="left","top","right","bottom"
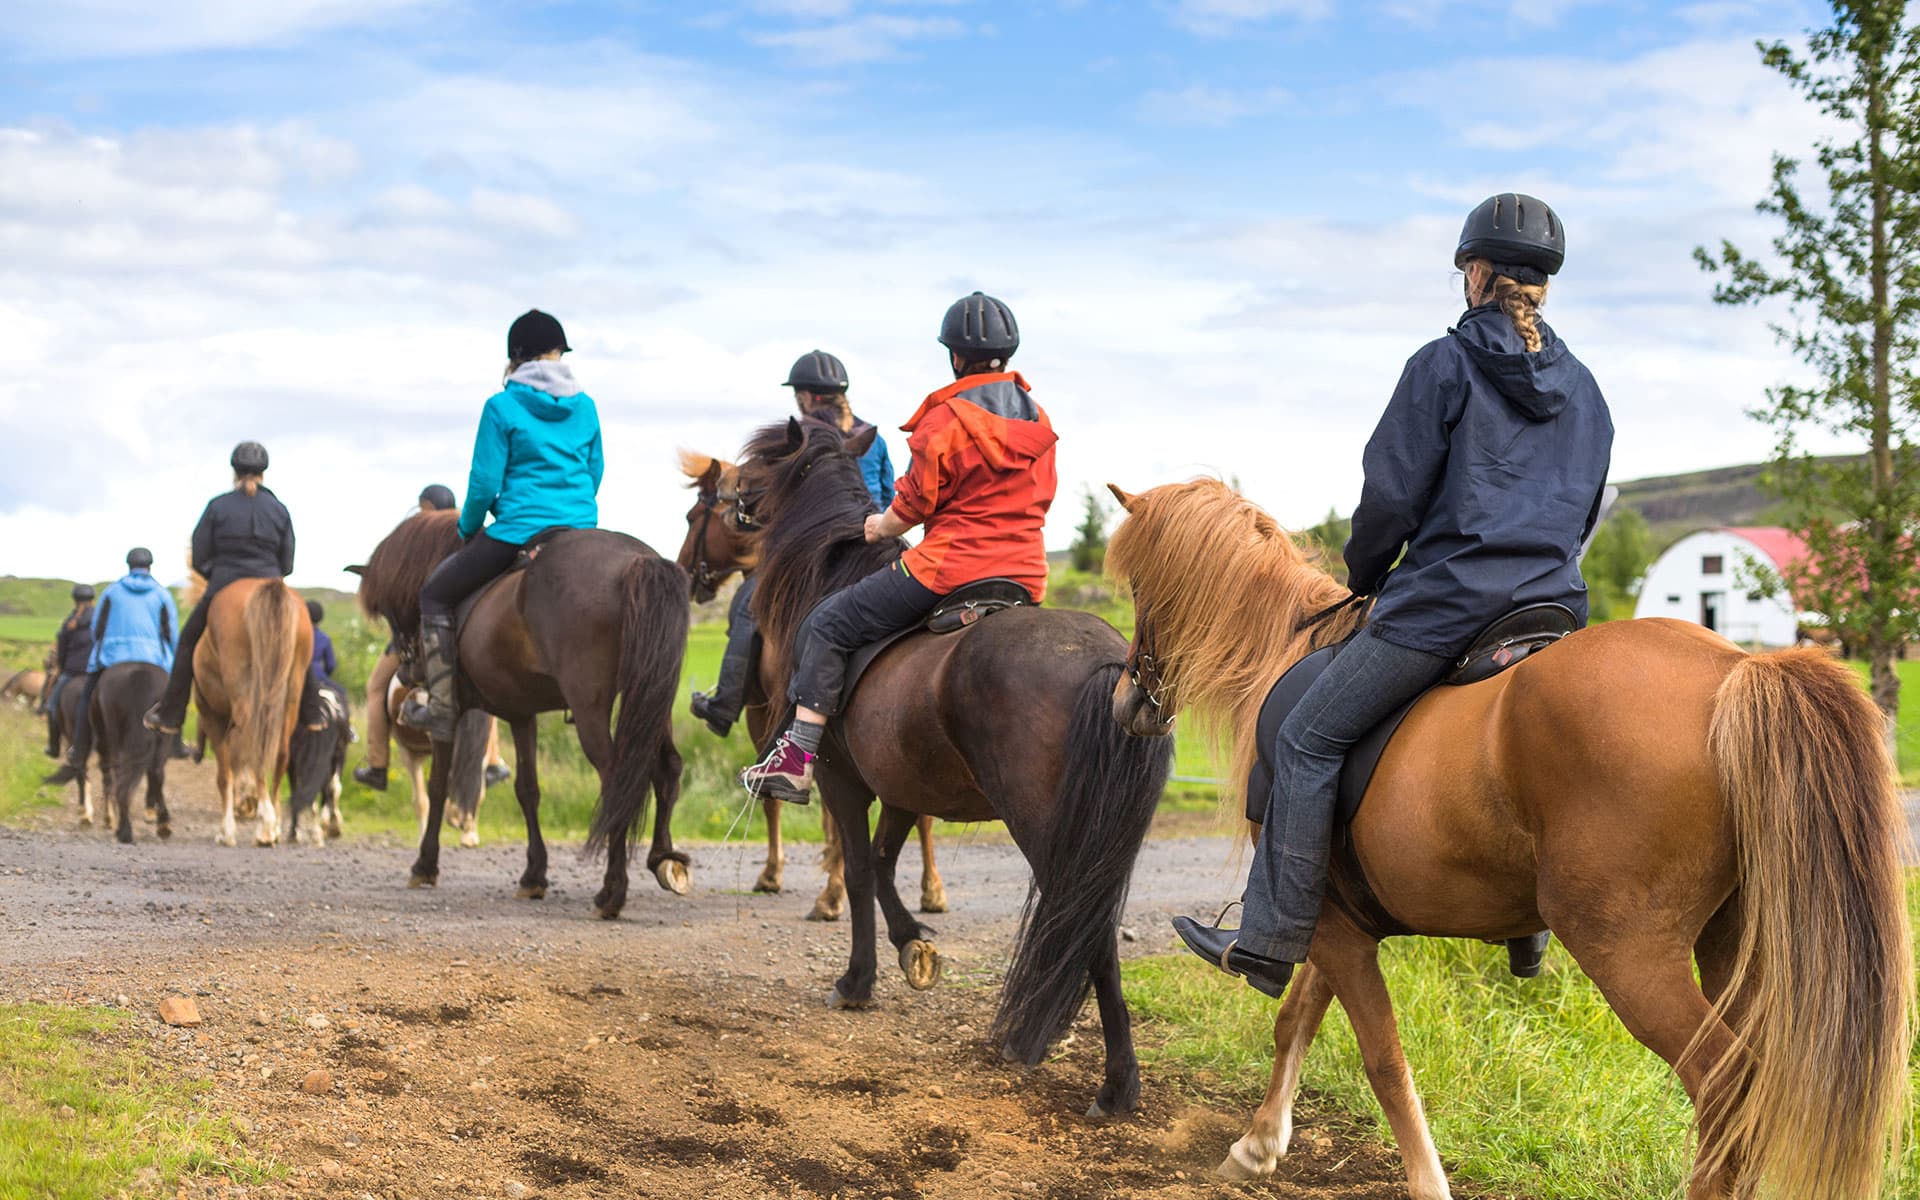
{"left": 55, "top": 606, "right": 95, "bottom": 674}
{"left": 311, "top": 628, "right": 336, "bottom": 679}
{"left": 191, "top": 486, "right": 295, "bottom": 592}
{"left": 1345, "top": 305, "right": 1613, "bottom": 658}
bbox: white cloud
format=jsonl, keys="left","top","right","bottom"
{"left": 4, "top": 0, "right": 443, "bottom": 59}
{"left": 1168, "top": 0, "right": 1332, "bottom": 36}
{"left": 751, "top": 14, "right": 968, "bottom": 64}
{"left": 469, "top": 189, "right": 580, "bottom": 240}
{"left": 1138, "top": 84, "right": 1290, "bottom": 126}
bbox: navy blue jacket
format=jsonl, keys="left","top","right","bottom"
{"left": 1345, "top": 305, "right": 1612, "bottom": 658}
{"left": 55, "top": 606, "right": 95, "bottom": 675}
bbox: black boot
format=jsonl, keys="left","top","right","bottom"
{"left": 42, "top": 756, "right": 83, "bottom": 786}
{"left": 1171, "top": 914, "right": 1296, "bottom": 999}
{"left": 398, "top": 616, "right": 457, "bottom": 742}
{"left": 484, "top": 763, "right": 511, "bottom": 788}
{"left": 1506, "top": 931, "right": 1551, "bottom": 978}
{"left": 352, "top": 764, "right": 389, "bottom": 791}
{"left": 689, "top": 691, "right": 736, "bottom": 738}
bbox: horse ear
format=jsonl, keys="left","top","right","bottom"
{"left": 785, "top": 416, "right": 804, "bottom": 448}
{"left": 345, "top": 564, "right": 366, "bottom": 576}
{"left": 1106, "top": 484, "right": 1138, "bottom": 512}
{"left": 846, "top": 424, "right": 877, "bottom": 459}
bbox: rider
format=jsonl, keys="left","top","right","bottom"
{"left": 143, "top": 441, "right": 296, "bottom": 736}
{"left": 740, "top": 293, "right": 1056, "bottom": 802}
{"left": 690, "top": 349, "right": 895, "bottom": 738}
{"left": 307, "top": 600, "right": 337, "bottom": 681}
{"left": 44, "top": 549, "right": 179, "bottom": 784}
{"left": 1172, "top": 194, "right": 1614, "bottom": 997}
{"left": 400, "top": 310, "right": 603, "bottom": 742}
{"left": 354, "top": 484, "right": 456, "bottom": 791}
{"left": 41, "top": 583, "right": 96, "bottom": 758}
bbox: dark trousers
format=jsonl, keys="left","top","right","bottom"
{"left": 707, "top": 575, "right": 759, "bottom": 717}
{"left": 65, "top": 671, "right": 102, "bottom": 764}
{"left": 788, "top": 560, "right": 940, "bottom": 716}
{"left": 154, "top": 592, "right": 214, "bottom": 723}
{"left": 420, "top": 532, "right": 522, "bottom": 621}
{"left": 1240, "top": 627, "right": 1452, "bottom": 962}
{"left": 44, "top": 674, "right": 75, "bottom": 744}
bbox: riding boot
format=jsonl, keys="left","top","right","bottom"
{"left": 398, "top": 616, "right": 457, "bottom": 742}
{"left": 352, "top": 764, "right": 389, "bottom": 791}
{"left": 1506, "top": 931, "right": 1551, "bottom": 978}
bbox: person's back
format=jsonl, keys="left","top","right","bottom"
{"left": 461, "top": 360, "right": 602, "bottom": 543}
{"left": 196, "top": 486, "right": 294, "bottom": 589}
{"left": 56, "top": 600, "right": 95, "bottom": 676}
{"left": 93, "top": 564, "right": 178, "bottom": 672}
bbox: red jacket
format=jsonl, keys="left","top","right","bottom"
{"left": 890, "top": 372, "right": 1058, "bottom": 600}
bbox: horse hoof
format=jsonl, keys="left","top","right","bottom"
{"left": 459, "top": 830, "right": 480, "bottom": 849}
{"left": 1215, "top": 1143, "right": 1275, "bottom": 1181}
{"left": 752, "top": 871, "right": 782, "bottom": 894}
{"left": 408, "top": 874, "right": 437, "bottom": 889}
{"left": 826, "top": 986, "right": 873, "bottom": 1011}
{"left": 116, "top": 830, "right": 134, "bottom": 846}
{"left": 594, "top": 905, "right": 622, "bottom": 921}
{"left": 78, "top": 816, "right": 92, "bottom": 828}
{"left": 1085, "top": 1099, "right": 1112, "bottom": 1122}
{"left": 920, "top": 885, "right": 949, "bottom": 914}
{"left": 157, "top": 823, "right": 172, "bottom": 840}
{"left": 899, "top": 940, "right": 943, "bottom": 991}
{"left": 654, "top": 859, "right": 690, "bottom": 896}
{"left": 805, "top": 901, "right": 843, "bottom": 923}
{"left": 515, "top": 885, "right": 547, "bottom": 900}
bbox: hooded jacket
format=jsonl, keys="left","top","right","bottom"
{"left": 91, "top": 570, "right": 178, "bottom": 672}
{"left": 852, "top": 419, "right": 896, "bottom": 511}
{"left": 55, "top": 605, "right": 95, "bottom": 674}
{"left": 459, "top": 361, "right": 604, "bottom": 543}
{"left": 192, "top": 486, "right": 294, "bottom": 591}
{"left": 889, "top": 372, "right": 1058, "bottom": 599}
{"left": 1345, "top": 304, "right": 1613, "bottom": 658}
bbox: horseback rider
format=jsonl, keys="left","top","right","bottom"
{"left": 690, "top": 349, "right": 895, "bottom": 738}
{"left": 44, "top": 549, "right": 178, "bottom": 784}
{"left": 354, "top": 483, "right": 457, "bottom": 791}
{"left": 1173, "top": 194, "right": 1614, "bottom": 997}
{"left": 307, "top": 600, "right": 337, "bottom": 682}
{"left": 401, "top": 310, "right": 603, "bottom": 741}
{"left": 740, "top": 293, "right": 1056, "bottom": 802}
{"left": 40, "top": 583, "right": 96, "bottom": 758}
{"left": 142, "top": 441, "right": 296, "bottom": 736}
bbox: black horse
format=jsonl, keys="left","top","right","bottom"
{"left": 285, "top": 676, "right": 353, "bottom": 847}
{"left": 91, "top": 662, "right": 173, "bottom": 842}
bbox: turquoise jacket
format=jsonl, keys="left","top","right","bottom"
{"left": 91, "top": 570, "right": 178, "bottom": 672}
{"left": 459, "top": 361, "right": 604, "bottom": 543}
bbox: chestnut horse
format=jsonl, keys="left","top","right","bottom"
{"left": 676, "top": 450, "right": 948, "bottom": 919}
{"left": 1104, "top": 479, "right": 1912, "bottom": 1200}
{"left": 733, "top": 419, "right": 1173, "bottom": 1117}
{"left": 355, "top": 511, "right": 689, "bottom": 919}
{"left": 193, "top": 577, "right": 312, "bottom": 847}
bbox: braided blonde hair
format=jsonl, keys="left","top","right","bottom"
{"left": 1466, "top": 259, "right": 1550, "bottom": 352}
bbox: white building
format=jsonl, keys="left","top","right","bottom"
{"left": 1633, "top": 527, "right": 1807, "bottom": 647}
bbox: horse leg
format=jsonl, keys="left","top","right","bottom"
{"left": 1215, "top": 962, "right": 1336, "bottom": 1178}
{"left": 755, "top": 797, "right": 785, "bottom": 893}
{"left": 112, "top": 757, "right": 135, "bottom": 845}
{"left": 78, "top": 758, "right": 95, "bottom": 828}
{"left": 872, "top": 804, "right": 941, "bottom": 991}
{"left": 408, "top": 739, "right": 450, "bottom": 888}
{"left": 1086, "top": 931, "right": 1147, "bottom": 1120}
{"left": 148, "top": 762, "right": 172, "bottom": 839}
{"left": 406, "top": 749, "right": 430, "bottom": 838}
{"left": 644, "top": 736, "right": 690, "bottom": 894}
{"left": 823, "top": 778, "right": 879, "bottom": 1009}
{"left": 916, "top": 814, "right": 948, "bottom": 914}
{"left": 216, "top": 750, "right": 238, "bottom": 848}
{"left": 324, "top": 761, "right": 344, "bottom": 840}
{"left": 571, "top": 706, "right": 633, "bottom": 920}
{"left": 1309, "top": 918, "right": 1451, "bottom": 1200}
{"left": 807, "top": 805, "right": 847, "bottom": 922}
{"left": 509, "top": 719, "right": 548, "bottom": 899}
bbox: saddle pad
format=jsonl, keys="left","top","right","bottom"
{"left": 1243, "top": 644, "right": 1415, "bottom": 828}
{"left": 839, "top": 578, "right": 1038, "bottom": 709}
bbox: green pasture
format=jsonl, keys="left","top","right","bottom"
{"left": 1123, "top": 872, "right": 1920, "bottom": 1200}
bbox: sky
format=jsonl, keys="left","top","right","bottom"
{"left": 0, "top": 0, "right": 1848, "bottom": 589}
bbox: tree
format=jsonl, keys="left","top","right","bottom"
{"left": 1581, "top": 506, "right": 1656, "bottom": 621}
{"left": 1069, "top": 486, "right": 1110, "bottom": 574}
{"left": 1696, "top": 0, "right": 1920, "bottom": 748}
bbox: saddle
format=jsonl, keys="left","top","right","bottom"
{"left": 1246, "top": 603, "right": 1578, "bottom": 948}
{"left": 841, "top": 578, "right": 1035, "bottom": 703}
{"left": 449, "top": 526, "right": 572, "bottom": 633}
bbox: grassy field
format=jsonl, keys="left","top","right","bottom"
{"left": 1123, "top": 873, "right": 1920, "bottom": 1199}
{"left": 0, "top": 1003, "right": 270, "bottom": 1198}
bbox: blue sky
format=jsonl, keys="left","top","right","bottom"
{"left": 0, "top": 0, "right": 1839, "bottom": 587}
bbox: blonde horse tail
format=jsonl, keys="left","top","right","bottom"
{"left": 1704, "top": 648, "right": 1913, "bottom": 1200}
{"left": 236, "top": 581, "right": 300, "bottom": 799}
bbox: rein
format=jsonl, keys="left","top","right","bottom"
{"left": 1125, "top": 611, "right": 1173, "bottom": 721}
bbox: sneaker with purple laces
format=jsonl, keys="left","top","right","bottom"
{"left": 739, "top": 735, "right": 815, "bottom": 804}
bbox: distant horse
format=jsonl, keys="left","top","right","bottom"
{"left": 354, "top": 511, "right": 689, "bottom": 919}
{"left": 1103, "top": 479, "right": 1913, "bottom": 1200}
{"left": 387, "top": 677, "right": 491, "bottom": 847}
{"left": 193, "top": 577, "right": 312, "bottom": 847}
{"left": 733, "top": 419, "right": 1172, "bottom": 1117}
{"left": 0, "top": 667, "right": 45, "bottom": 705}
{"left": 89, "top": 662, "right": 173, "bottom": 843}
{"left": 677, "top": 450, "right": 949, "bottom": 918}
{"left": 284, "top": 676, "right": 351, "bottom": 848}
{"left": 49, "top": 670, "right": 96, "bottom": 825}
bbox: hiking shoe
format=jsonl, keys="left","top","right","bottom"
{"left": 739, "top": 735, "right": 815, "bottom": 804}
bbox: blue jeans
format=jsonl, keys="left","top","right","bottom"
{"left": 1239, "top": 627, "right": 1451, "bottom": 961}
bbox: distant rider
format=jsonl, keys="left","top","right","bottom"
{"left": 44, "top": 550, "right": 177, "bottom": 784}
{"left": 41, "top": 583, "right": 96, "bottom": 760}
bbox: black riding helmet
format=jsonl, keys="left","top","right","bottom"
{"left": 938, "top": 292, "right": 1019, "bottom": 358}
{"left": 126, "top": 547, "right": 153, "bottom": 569}
{"left": 419, "top": 483, "right": 456, "bottom": 511}
{"left": 71, "top": 583, "right": 95, "bottom": 601}
{"left": 306, "top": 599, "right": 325, "bottom": 625}
{"left": 230, "top": 441, "right": 269, "bottom": 474}
{"left": 784, "top": 350, "right": 850, "bottom": 393}
{"left": 1454, "top": 193, "right": 1565, "bottom": 285}
{"left": 508, "top": 309, "right": 570, "bottom": 360}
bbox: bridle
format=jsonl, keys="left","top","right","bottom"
{"left": 1125, "top": 608, "right": 1174, "bottom": 722}
{"left": 687, "top": 480, "right": 761, "bottom": 596}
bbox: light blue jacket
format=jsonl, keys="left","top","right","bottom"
{"left": 459, "top": 361, "right": 604, "bottom": 543}
{"left": 854, "top": 421, "right": 895, "bottom": 510}
{"left": 90, "top": 570, "right": 178, "bottom": 672}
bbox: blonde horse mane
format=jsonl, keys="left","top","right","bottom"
{"left": 1105, "top": 478, "right": 1363, "bottom": 812}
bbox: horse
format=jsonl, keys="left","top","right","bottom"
{"left": 0, "top": 667, "right": 45, "bottom": 705}
{"left": 1101, "top": 478, "right": 1913, "bottom": 1200}
{"left": 89, "top": 661, "right": 173, "bottom": 843}
{"left": 731, "top": 418, "right": 1173, "bottom": 1118}
{"left": 192, "top": 577, "right": 313, "bottom": 847}
{"left": 283, "top": 676, "right": 351, "bottom": 848}
{"left": 386, "top": 679, "right": 492, "bottom": 848}
{"left": 49, "top": 668, "right": 96, "bottom": 825}
{"left": 676, "top": 450, "right": 949, "bottom": 918}
{"left": 353, "top": 511, "right": 690, "bottom": 919}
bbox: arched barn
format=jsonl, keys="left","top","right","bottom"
{"left": 1632, "top": 526, "right": 1807, "bottom": 647}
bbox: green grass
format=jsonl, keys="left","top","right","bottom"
{"left": 0, "top": 1003, "right": 270, "bottom": 1199}
{"left": 1123, "top": 874, "right": 1920, "bottom": 1199}
{"left": 0, "top": 709, "right": 62, "bottom": 825}
{"left": 0, "top": 615, "right": 60, "bottom": 644}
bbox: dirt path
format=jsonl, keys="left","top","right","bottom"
{"left": 1, "top": 756, "right": 1420, "bottom": 1199}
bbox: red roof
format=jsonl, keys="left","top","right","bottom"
{"left": 1723, "top": 527, "right": 1809, "bottom": 571}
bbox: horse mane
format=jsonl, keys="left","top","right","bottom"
{"left": 740, "top": 420, "right": 895, "bottom": 678}
{"left": 358, "top": 510, "right": 463, "bottom": 633}
{"left": 1105, "top": 478, "right": 1363, "bottom": 812}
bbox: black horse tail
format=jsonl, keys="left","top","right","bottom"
{"left": 993, "top": 662, "right": 1173, "bottom": 1065}
{"left": 447, "top": 708, "right": 491, "bottom": 824}
{"left": 587, "top": 553, "right": 690, "bottom": 854}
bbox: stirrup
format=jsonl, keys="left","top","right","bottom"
{"left": 1208, "top": 899, "right": 1244, "bottom": 929}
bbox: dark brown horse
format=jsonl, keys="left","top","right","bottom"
{"left": 91, "top": 661, "right": 174, "bottom": 843}
{"left": 355, "top": 512, "right": 689, "bottom": 919}
{"left": 1104, "top": 478, "right": 1913, "bottom": 1200}
{"left": 733, "top": 418, "right": 1173, "bottom": 1117}
{"left": 676, "top": 450, "right": 948, "bottom": 918}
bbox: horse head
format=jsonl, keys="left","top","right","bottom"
{"left": 675, "top": 450, "right": 756, "bottom": 603}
